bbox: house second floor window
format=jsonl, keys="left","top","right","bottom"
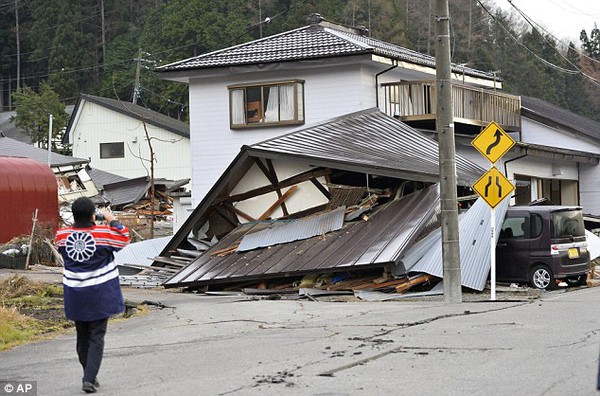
{"left": 100, "top": 142, "right": 124, "bottom": 159}
{"left": 229, "top": 80, "right": 304, "bottom": 128}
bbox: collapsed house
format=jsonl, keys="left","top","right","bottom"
{"left": 152, "top": 109, "right": 496, "bottom": 295}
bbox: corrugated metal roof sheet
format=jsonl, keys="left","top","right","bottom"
{"left": 398, "top": 197, "right": 510, "bottom": 291}
{"left": 158, "top": 23, "right": 494, "bottom": 81}
{"left": 0, "top": 136, "right": 88, "bottom": 167}
{"left": 237, "top": 206, "right": 346, "bottom": 252}
{"left": 249, "top": 108, "right": 484, "bottom": 186}
{"left": 163, "top": 184, "right": 440, "bottom": 288}
{"left": 114, "top": 237, "right": 171, "bottom": 267}
{"left": 585, "top": 230, "right": 600, "bottom": 260}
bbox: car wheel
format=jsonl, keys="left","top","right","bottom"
{"left": 530, "top": 265, "right": 556, "bottom": 290}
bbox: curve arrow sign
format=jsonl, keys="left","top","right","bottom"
{"left": 485, "top": 129, "right": 503, "bottom": 155}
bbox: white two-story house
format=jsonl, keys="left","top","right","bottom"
{"left": 158, "top": 14, "right": 600, "bottom": 215}
{"left": 65, "top": 94, "right": 191, "bottom": 181}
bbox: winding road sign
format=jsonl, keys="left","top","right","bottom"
{"left": 471, "top": 167, "right": 515, "bottom": 208}
{"left": 471, "top": 121, "right": 515, "bottom": 164}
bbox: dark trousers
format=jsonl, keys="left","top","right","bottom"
{"left": 75, "top": 319, "right": 108, "bottom": 384}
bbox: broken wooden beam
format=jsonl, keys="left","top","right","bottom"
{"left": 258, "top": 185, "right": 298, "bottom": 220}
{"left": 395, "top": 274, "right": 433, "bottom": 293}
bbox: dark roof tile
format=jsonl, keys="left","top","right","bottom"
{"left": 158, "top": 24, "right": 493, "bottom": 80}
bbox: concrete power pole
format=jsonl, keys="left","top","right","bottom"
{"left": 133, "top": 48, "right": 142, "bottom": 104}
{"left": 435, "top": 0, "right": 462, "bottom": 303}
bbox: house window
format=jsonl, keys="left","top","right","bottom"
{"left": 229, "top": 80, "right": 305, "bottom": 128}
{"left": 100, "top": 142, "right": 124, "bottom": 159}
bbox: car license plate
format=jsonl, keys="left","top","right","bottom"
{"left": 568, "top": 248, "right": 579, "bottom": 259}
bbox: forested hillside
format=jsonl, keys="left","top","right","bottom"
{"left": 1, "top": 0, "right": 598, "bottom": 121}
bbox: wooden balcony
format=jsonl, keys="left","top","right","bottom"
{"left": 380, "top": 81, "right": 521, "bottom": 132}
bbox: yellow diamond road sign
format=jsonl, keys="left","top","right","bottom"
{"left": 472, "top": 167, "right": 515, "bottom": 208}
{"left": 472, "top": 121, "right": 515, "bottom": 163}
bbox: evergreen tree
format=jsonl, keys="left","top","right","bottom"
{"left": 10, "top": 82, "right": 69, "bottom": 146}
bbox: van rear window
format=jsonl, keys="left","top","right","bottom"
{"left": 552, "top": 210, "right": 585, "bottom": 238}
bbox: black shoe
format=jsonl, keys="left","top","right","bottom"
{"left": 93, "top": 379, "right": 100, "bottom": 388}
{"left": 82, "top": 381, "right": 97, "bottom": 393}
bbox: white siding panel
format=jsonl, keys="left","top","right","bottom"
{"left": 71, "top": 101, "right": 191, "bottom": 181}
{"left": 579, "top": 164, "right": 600, "bottom": 215}
{"left": 521, "top": 118, "right": 600, "bottom": 154}
{"left": 188, "top": 65, "right": 370, "bottom": 205}
{"left": 502, "top": 157, "right": 577, "bottom": 181}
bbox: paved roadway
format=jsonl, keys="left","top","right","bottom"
{"left": 1, "top": 283, "right": 599, "bottom": 396}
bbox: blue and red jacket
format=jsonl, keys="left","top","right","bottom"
{"left": 56, "top": 220, "right": 129, "bottom": 321}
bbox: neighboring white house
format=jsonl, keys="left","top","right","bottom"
{"left": 502, "top": 96, "right": 600, "bottom": 213}
{"left": 158, "top": 14, "right": 600, "bottom": 215}
{"left": 65, "top": 94, "right": 191, "bottom": 182}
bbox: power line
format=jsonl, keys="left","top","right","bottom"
{"left": 502, "top": 0, "right": 600, "bottom": 86}
{"left": 477, "top": 0, "right": 600, "bottom": 87}
{"left": 504, "top": 0, "right": 600, "bottom": 65}
{"left": 2, "top": 0, "right": 310, "bottom": 97}
{"left": 547, "top": 0, "right": 600, "bottom": 17}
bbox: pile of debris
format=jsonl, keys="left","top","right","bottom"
{"left": 0, "top": 227, "right": 59, "bottom": 270}
{"left": 154, "top": 175, "right": 457, "bottom": 299}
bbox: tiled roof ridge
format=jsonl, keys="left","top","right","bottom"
{"left": 157, "top": 25, "right": 313, "bottom": 70}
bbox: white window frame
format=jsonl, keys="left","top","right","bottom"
{"left": 228, "top": 80, "right": 305, "bottom": 129}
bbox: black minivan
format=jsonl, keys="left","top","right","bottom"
{"left": 496, "top": 206, "right": 590, "bottom": 290}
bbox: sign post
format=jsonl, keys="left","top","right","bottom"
{"left": 471, "top": 121, "right": 515, "bottom": 300}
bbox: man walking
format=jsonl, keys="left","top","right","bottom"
{"left": 56, "top": 197, "right": 129, "bottom": 393}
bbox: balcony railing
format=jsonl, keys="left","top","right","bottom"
{"left": 381, "top": 81, "right": 521, "bottom": 131}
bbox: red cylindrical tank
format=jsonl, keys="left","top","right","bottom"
{"left": 0, "top": 157, "right": 59, "bottom": 243}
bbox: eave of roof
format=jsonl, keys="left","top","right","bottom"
{"left": 521, "top": 96, "right": 600, "bottom": 141}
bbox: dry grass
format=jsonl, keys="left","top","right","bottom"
{"left": 0, "top": 275, "right": 71, "bottom": 351}
{"left": 0, "top": 275, "right": 150, "bottom": 351}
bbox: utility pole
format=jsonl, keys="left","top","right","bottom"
{"left": 435, "top": 0, "right": 462, "bottom": 303}
{"left": 15, "top": 0, "right": 20, "bottom": 90}
{"left": 100, "top": 0, "right": 106, "bottom": 66}
{"left": 133, "top": 48, "right": 142, "bottom": 104}
{"left": 258, "top": 0, "right": 262, "bottom": 38}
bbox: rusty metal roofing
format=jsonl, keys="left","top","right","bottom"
{"left": 249, "top": 108, "right": 484, "bottom": 186}
{"left": 398, "top": 197, "right": 510, "bottom": 291}
{"left": 237, "top": 206, "right": 346, "bottom": 252}
{"left": 163, "top": 184, "right": 440, "bottom": 288}
{"left": 0, "top": 157, "right": 58, "bottom": 243}
{"left": 158, "top": 23, "right": 494, "bottom": 81}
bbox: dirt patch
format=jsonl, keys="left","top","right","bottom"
{"left": 0, "top": 275, "right": 72, "bottom": 350}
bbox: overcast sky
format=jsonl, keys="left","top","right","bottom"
{"left": 494, "top": 0, "right": 600, "bottom": 46}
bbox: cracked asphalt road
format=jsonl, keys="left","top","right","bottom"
{"left": 1, "top": 286, "right": 599, "bottom": 395}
